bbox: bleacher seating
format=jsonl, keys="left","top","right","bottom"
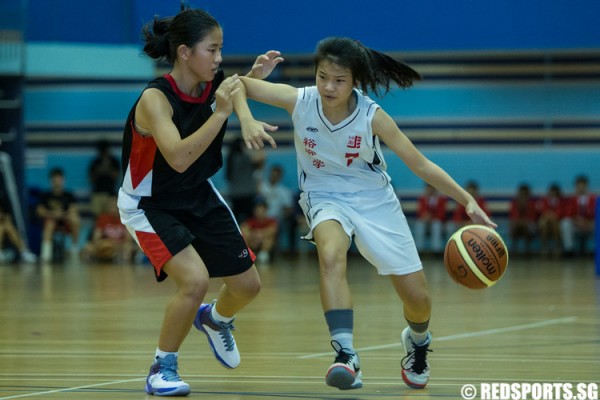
{"left": 22, "top": 48, "right": 600, "bottom": 228}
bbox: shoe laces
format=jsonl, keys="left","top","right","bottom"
{"left": 202, "top": 305, "right": 237, "bottom": 351}
{"left": 330, "top": 340, "right": 358, "bottom": 369}
{"left": 401, "top": 338, "right": 432, "bottom": 374}
{"left": 156, "top": 355, "right": 182, "bottom": 382}
{"left": 214, "top": 319, "right": 237, "bottom": 351}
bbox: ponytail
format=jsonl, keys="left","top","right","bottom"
{"left": 141, "top": 7, "right": 220, "bottom": 65}
{"left": 142, "top": 16, "right": 174, "bottom": 62}
{"left": 367, "top": 48, "right": 421, "bottom": 95}
{"left": 314, "top": 37, "right": 421, "bottom": 97}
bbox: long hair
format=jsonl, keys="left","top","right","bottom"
{"left": 141, "top": 6, "right": 220, "bottom": 64}
{"left": 314, "top": 37, "right": 421, "bottom": 96}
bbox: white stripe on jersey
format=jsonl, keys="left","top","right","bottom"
{"left": 292, "top": 86, "right": 391, "bottom": 193}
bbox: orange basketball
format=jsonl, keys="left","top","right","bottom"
{"left": 444, "top": 225, "right": 509, "bottom": 289}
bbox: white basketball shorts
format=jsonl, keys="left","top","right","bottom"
{"left": 299, "top": 184, "right": 422, "bottom": 275}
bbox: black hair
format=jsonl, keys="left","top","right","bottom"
{"left": 575, "top": 174, "right": 589, "bottom": 185}
{"left": 548, "top": 183, "right": 561, "bottom": 196}
{"left": 49, "top": 167, "right": 64, "bottom": 178}
{"left": 96, "top": 139, "right": 110, "bottom": 152}
{"left": 517, "top": 183, "right": 530, "bottom": 194}
{"left": 253, "top": 197, "right": 268, "bottom": 208}
{"left": 314, "top": 37, "right": 421, "bottom": 97}
{"left": 466, "top": 180, "right": 479, "bottom": 190}
{"left": 141, "top": 6, "right": 220, "bottom": 64}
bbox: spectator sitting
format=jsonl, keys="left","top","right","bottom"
{"left": 240, "top": 199, "right": 278, "bottom": 264}
{"left": 413, "top": 183, "right": 448, "bottom": 256}
{"left": 561, "top": 175, "right": 596, "bottom": 257}
{"left": 259, "top": 164, "right": 294, "bottom": 254}
{"left": 448, "top": 180, "right": 490, "bottom": 233}
{"left": 36, "top": 167, "right": 81, "bottom": 262}
{"left": 88, "top": 139, "right": 121, "bottom": 218}
{"left": 80, "top": 196, "right": 134, "bottom": 263}
{"left": 537, "top": 183, "right": 566, "bottom": 257}
{"left": 0, "top": 196, "right": 37, "bottom": 263}
{"left": 225, "top": 137, "right": 265, "bottom": 223}
{"left": 509, "top": 183, "right": 538, "bottom": 257}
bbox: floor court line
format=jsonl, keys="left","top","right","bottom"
{"left": 298, "top": 316, "right": 577, "bottom": 359}
{"left": 0, "top": 317, "right": 581, "bottom": 398}
{"left": 0, "top": 378, "right": 144, "bottom": 400}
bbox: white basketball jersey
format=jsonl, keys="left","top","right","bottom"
{"left": 292, "top": 86, "right": 391, "bottom": 193}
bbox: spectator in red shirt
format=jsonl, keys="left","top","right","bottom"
{"left": 413, "top": 183, "right": 448, "bottom": 255}
{"left": 81, "top": 196, "right": 133, "bottom": 262}
{"left": 561, "top": 175, "right": 596, "bottom": 257}
{"left": 240, "top": 199, "right": 278, "bottom": 264}
{"left": 537, "top": 183, "right": 566, "bottom": 257}
{"left": 509, "top": 183, "right": 538, "bottom": 257}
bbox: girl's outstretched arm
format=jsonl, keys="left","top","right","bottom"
{"left": 239, "top": 76, "right": 298, "bottom": 113}
{"left": 238, "top": 77, "right": 298, "bottom": 149}
{"left": 373, "top": 108, "right": 496, "bottom": 228}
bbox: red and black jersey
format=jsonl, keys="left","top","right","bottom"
{"left": 120, "top": 71, "right": 227, "bottom": 201}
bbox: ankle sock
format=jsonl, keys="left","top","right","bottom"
{"left": 325, "top": 309, "right": 355, "bottom": 353}
{"left": 154, "top": 348, "right": 177, "bottom": 362}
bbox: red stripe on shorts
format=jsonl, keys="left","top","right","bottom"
{"left": 135, "top": 230, "right": 172, "bottom": 276}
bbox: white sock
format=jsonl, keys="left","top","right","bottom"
{"left": 155, "top": 348, "right": 178, "bottom": 361}
{"left": 41, "top": 241, "right": 52, "bottom": 261}
{"left": 332, "top": 332, "right": 355, "bottom": 353}
{"left": 409, "top": 329, "right": 430, "bottom": 345}
{"left": 211, "top": 303, "right": 234, "bottom": 324}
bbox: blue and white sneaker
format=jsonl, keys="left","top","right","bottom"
{"left": 401, "top": 327, "right": 432, "bottom": 389}
{"left": 193, "top": 303, "right": 240, "bottom": 369}
{"left": 325, "top": 340, "right": 363, "bottom": 390}
{"left": 145, "top": 354, "right": 190, "bottom": 397}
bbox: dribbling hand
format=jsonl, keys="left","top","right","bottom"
{"left": 466, "top": 201, "right": 497, "bottom": 228}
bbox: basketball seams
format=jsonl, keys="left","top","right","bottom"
{"left": 444, "top": 241, "right": 463, "bottom": 284}
{"left": 468, "top": 230, "right": 501, "bottom": 278}
{"left": 444, "top": 224, "right": 509, "bottom": 289}
{"left": 472, "top": 225, "right": 509, "bottom": 261}
{"left": 453, "top": 227, "right": 495, "bottom": 287}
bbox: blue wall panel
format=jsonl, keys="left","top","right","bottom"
{"left": 25, "top": 0, "right": 134, "bottom": 44}
{"left": 25, "top": 88, "right": 144, "bottom": 124}
{"left": 24, "top": 0, "right": 600, "bottom": 53}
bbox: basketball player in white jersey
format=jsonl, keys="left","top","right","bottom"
{"left": 237, "top": 37, "right": 496, "bottom": 391}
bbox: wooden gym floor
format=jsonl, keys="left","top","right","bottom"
{"left": 0, "top": 253, "right": 598, "bottom": 399}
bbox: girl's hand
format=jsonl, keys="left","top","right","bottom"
{"left": 214, "top": 75, "right": 241, "bottom": 117}
{"left": 466, "top": 200, "right": 497, "bottom": 228}
{"left": 241, "top": 118, "right": 278, "bottom": 150}
{"left": 248, "top": 50, "right": 284, "bottom": 80}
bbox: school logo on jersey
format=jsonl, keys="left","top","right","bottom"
{"left": 210, "top": 96, "right": 217, "bottom": 112}
{"left": 347, "top": 136, "right": 362, "bottom": 148}
{"left": 303, "top": 137, "right": 318, "bottom": 157}
{"left": 345, "top": 136, "right": 362, "bottom": 166}
{"left": 345, "top": 152, "right": 359, "bottom": 166}
{"left": 313, "top": 159, "right": 325, "bottom": 169}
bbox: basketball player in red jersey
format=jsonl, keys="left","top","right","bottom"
{"left": 117, "top": 5, "right": 282, "bottom": 396}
